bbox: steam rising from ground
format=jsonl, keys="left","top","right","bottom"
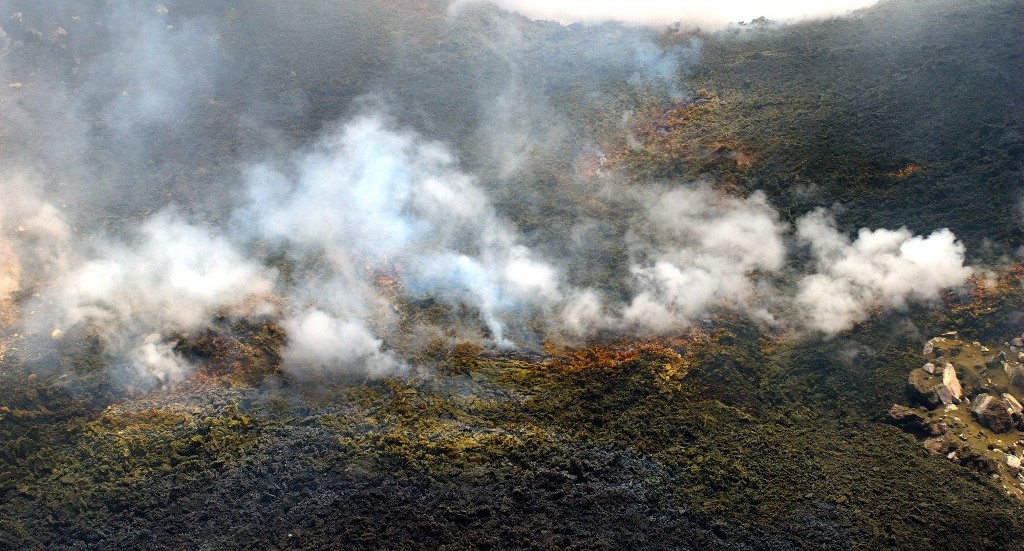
{"left": 6, "top": 118, "right": 975, "bottom": 382}
{"left": 55, "top": 212, "right": 275, "bottom": 383}
{"left": 0, "top": 1, "right": 975, "bottom": 386}
{"left": 0, "top": 178, "right": 71, "bottom": 303}
{"left": 795, "top": 209, "right": 973, "bottom": 335}
{"left": 452, "top": 0, "right": 880, "bottom": 28}
{"left": 622, "top": 187, "right": 786, "bottom": 332}
{"left": 240, "top": 113, "right": 559, "bottom": 364}
{"left": 557, "top": 186, "right": 789, "bottom": 336}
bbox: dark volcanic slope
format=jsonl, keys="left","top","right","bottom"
{"left": 682, "top": 0, "right": 1024, "bottom": 255}
{"left": 1, "top": 0, "right": 1024, "bottom": 550}
{"left": 5, "top": 340, "right": 1024, "bottom": 551}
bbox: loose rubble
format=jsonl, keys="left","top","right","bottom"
{"left": 890, "top": 332, "right": 1024, "bottom": 499}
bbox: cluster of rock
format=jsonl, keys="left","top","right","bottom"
{"left": 909, "top": 333, "right": 1024, "bottom": 434}
{"left": 906, "top": 362, "right": 962, "bottom": 408}
{"left": 889, "top": 332, "right": 1024, "bottom": 496}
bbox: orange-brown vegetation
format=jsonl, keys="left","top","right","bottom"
{"left": 542, "top": 329, "right": 738, "bottom": 382}
{"left": 943, "top": 265, "right": 1024, "bottom": 317}
{"left": 888, "top": 163, "right": 923, "bottom": 179}
{"left": 441, "top": 332, "right": 720, "bottom": 382}
{"left": 543, "top": 340, "right": 686, "bottom": 379}
{"left": 180, "top": 320, "right": 286, "bottom": 387}
{"left": 609, "top": 89, "right": 756, "bottom": 178}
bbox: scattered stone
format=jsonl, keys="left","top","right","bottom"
{"left": 1004, "top": 394, "right": 1023, "bottom": 415}
{"left": 886, "top": 404, "right": 928, "bottom": 434}
{"left": 1008, "top": 455, "right": 1022, "bottom": 476}
{"left": 938, "top": 364, "right": 963, "bottom": 404}
{"left": 907, "top": 369, "right": 942, "bottom": 408}
{"left": 1008, "top": 394, "right": 1024, "bottom": 431}
{"left": 945, "top": 404, "right": 959, "bottom": 412}
{"left": 928, "top": 422, "right": 948, "bottom": 436}
{"left": 1014, "top": 337, "right": 1024, "bottom": 348}
{"left": 972, "top": 394, "right": 1015, "bottom": 433}
{"left": 907, "top": 366, "right": 962, "bottom": 408}
{"left": 923, "top": 434, "right": 954, "bottom": 456}
{"left": 957, "top": 446, "right": 1000, "bottom": 475}
{"left": 1005, "top": 362, "right": 1024, "bottom": 388}
{"left": 923, "top": 362, "right": 935, "bottom": 374}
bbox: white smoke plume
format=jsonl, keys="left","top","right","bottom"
{"left": 0, "top": 175, "right": 72, "bottom": 302}
{"left": 54, "top": 211, "right": 276, "bottom": 384}
{"left": 0, "top": 0, "right": 984, "bottom": 389}
{"left": 624, "top": 186, "right": 787, "bottom": 331}
{"left": 795, "top": 208, "right": 973, "bottom": 335}
{"left": 239, "top": 113, "right": 561, "bottom": 354}
{"left": 558, "top": 185, "right": 788, "bottom": 335}
{"left": 451, "top": 0, "right": 880, "bottom": 28}
{"left": 282, "top": 310, "right": 400, "bottom": 379}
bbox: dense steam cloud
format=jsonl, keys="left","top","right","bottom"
{"left": 795, "top": 209, "right": 973, "bottom": 335}
{"left": 451, "top": 0, "right": 881, "bottom": 28}
{"left": 0, "top": 1, "right": 976, "bottom": 386}
{"left": 555, "top": 186, "right": 788, "bottom": 336}
{"left": 240, "top": 112, "right": 560, "bottom": 359}
{"left": 621, "top": 186, "right": 786, "bottom": 332}
{"left": 54, "top": 212, "right": 276, "bottom": 383}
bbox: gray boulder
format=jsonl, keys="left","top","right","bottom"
{"left": 1005, "top": 362, "right": 1024, "bottom": 388}
{"left": 971, "top": 393, "right": 1014, "bottom": 433}
{"left": 937, "top": 364, "right": 963, "bottom": 404}
{"left": 1003, "top": 393, "right": 1023, "bottom": 415}
{"left": 886, "top": 404, "right": 928, "bottom": 434}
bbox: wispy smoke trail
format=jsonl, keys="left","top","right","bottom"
{"left": 239, "top": 112, "right": 560, "bottom": 360}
